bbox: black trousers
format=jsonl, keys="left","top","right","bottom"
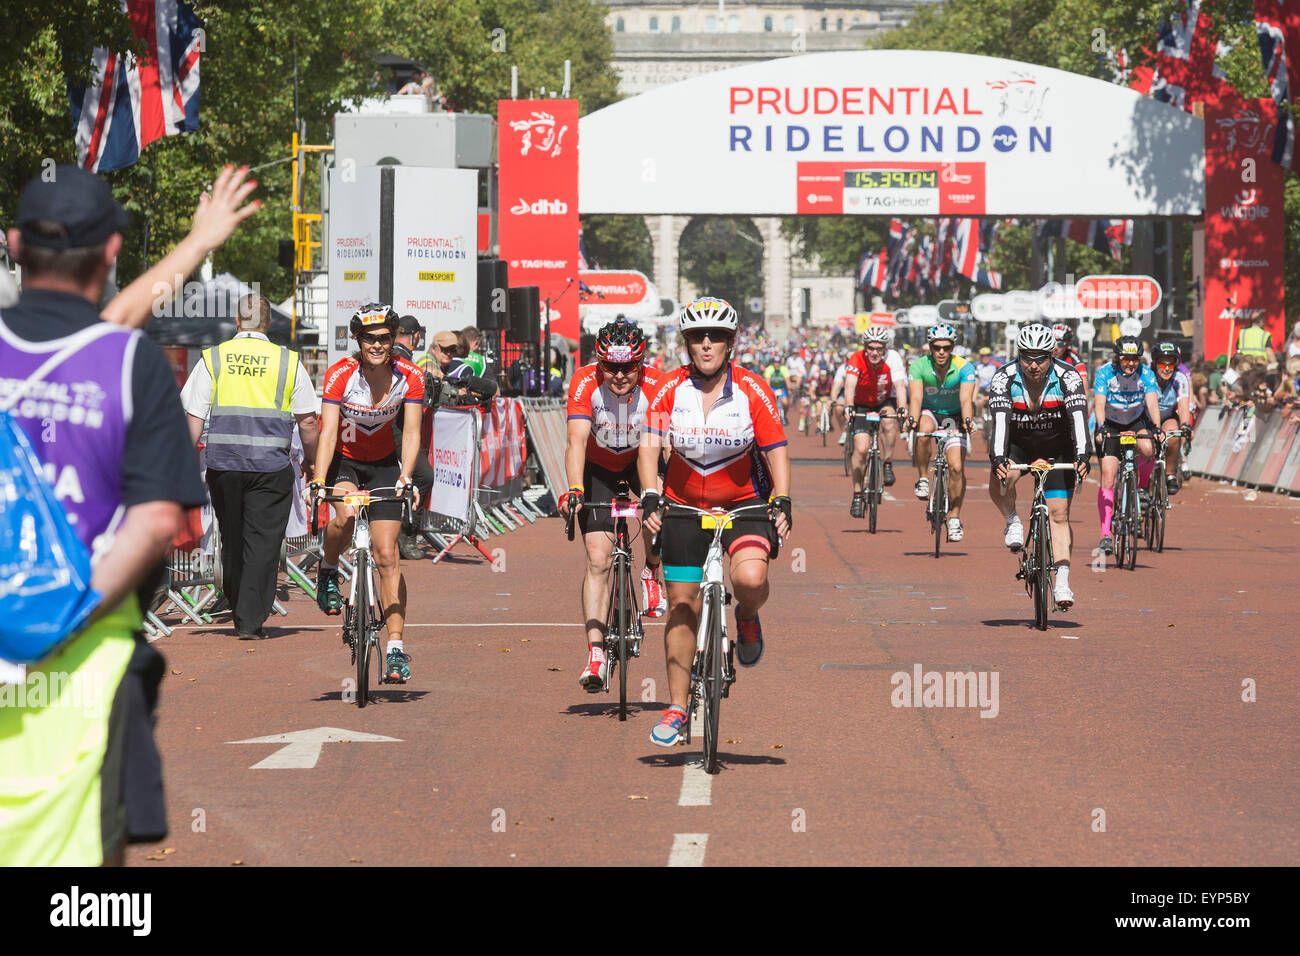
{"left": 206, "top": 466, "right": 293, "bottom": 634}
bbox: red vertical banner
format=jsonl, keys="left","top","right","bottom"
{"left": 497, "top": 100, "right": 580, "bottom": 341}
{"left": 1203, "top": 96, "right": 1287, "bottom": 360}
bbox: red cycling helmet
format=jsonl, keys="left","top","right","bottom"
{"left": 595, "top": 317, "right": 648, "bottom": 363}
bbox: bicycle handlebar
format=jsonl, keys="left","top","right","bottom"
{"left": 564, "top": 496, "right": 640, "bottom": 542}
{"left": 1007, "top": 462, "right": 1078, "bottom": 472}
{"left": 648, "top": 501, "right": 774, "bottom": 552}
{"left": 310, "top": 483, "right": 414, "bottom": 534}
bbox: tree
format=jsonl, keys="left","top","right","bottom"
{"left": 580, "top": 215, "right": 653, "bottom": 274}
{"left": 678, "top": 217, "right": 764, "bottom": 320}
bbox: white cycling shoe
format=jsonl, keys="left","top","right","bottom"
{"left": 1053, "top": 582, "right": 1075, "bottom": 609}
{"left": 946, "top": 517, "right": 963, "bottom": 541}
{"left": 914, "top": 477, "right": 930, "bottom": 500}
{"left": 1004, "top": 515, "right": 1024, "bottom": 551}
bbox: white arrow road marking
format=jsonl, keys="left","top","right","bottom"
{"left": 229, "top": 727, "right": 402, "bottom": 769}
{"left": 668, "top": 833, "right": 709, "bottom": 867}
{"left": 678, "top": 756, "right": 712, "bottom": 806}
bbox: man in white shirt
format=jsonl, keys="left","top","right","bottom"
{"left": 180, "top": 294, "right": 320, "bottom": 639}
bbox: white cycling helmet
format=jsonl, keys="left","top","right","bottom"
{"left": 678, "top": 296, "right": 739, "bottom": 333}
{"left": 1016, "top": 323, "right": 1056, "bottom": 354}
{"left": 927, "top": 323, "right": 958, "bottom": 344}
{"left": 862, "top": 326, "right": 891, "bottom": 345}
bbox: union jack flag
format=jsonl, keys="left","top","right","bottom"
{"left": 1037, "top": 218, "right": 1134, "bottom": 261}
{"left": 1129, "top": 0, "right": 1231, "bottom": 110}
{"left": 1254, "top": 0, "right": 1300, "bottom": 170}
{"left": 69, "top": 0, "right": 202, "bottom": 173}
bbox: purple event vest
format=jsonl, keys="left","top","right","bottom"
{"left": 0, "top": 317, "right": 136, "bottom": 552}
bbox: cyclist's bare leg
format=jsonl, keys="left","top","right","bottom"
{"left": 851, "top": 431, "right": 870, "bottom": 492}
{"left": 988, "top": 469, "right": 1020, "bottom": 518}
{"left": 371, "top": 518, "right": 406, "bottom": 641}
{"left": 913, "top": 416, "right": 935, "bottom": 478}
{"left": 1161, "top": 420, "right": 1181, "bottom": 477}
{"left": 322, "top": 482, "right": 358, "bottom": 565}
{"left": 582, "top": 531, "right": 615, "bottom": 648}
{"left": 728, "top": 546, "right": 770, "bottom": 626}
{"left": 881, "top": 415, "right": 899, "bottom": 463}
{"left": 663, "top": 581, "right": 702, "bottom": 709}
{"left": 946, "top": 445, "right": 966, "bottom": 518}
{"left": 1048, "top": 497, "right": 1072, "bottom": 564}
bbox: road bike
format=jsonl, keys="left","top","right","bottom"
{"left": 1100, "top": 428, "right": 1149, "bottom": 571}
{"left": 917, "top": 426, "right": 966, "bottom": 558}
{"left": 312, "top": 484, "right": 413, "bottom": 707}
{"left": 848, "top": 407, "right": 897, "bottom": 534}
{"left": 1006, "top": 460, "right": 1078, "bottom": 630}
{"left": 815, "top": 396, "right": 832, "bottom": 445}
{"left": 654, "top": 500, "right": 773, "bottom": 774}
{"left": 1144, "top": 426, "right": 1191, "bottom": 554}
{"left": 565, "top": 482, "right": 645, "bottom": 721}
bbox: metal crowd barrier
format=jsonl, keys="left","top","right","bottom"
{"left": 1188, "top": 404, "right": 1300, "bottom": 495}
{"left": 519, "top": 397, "right": 568, "bottom": 513}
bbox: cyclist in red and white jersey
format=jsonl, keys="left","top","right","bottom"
{"left": 310, "top": 303, "right": 425, "bottom": 683}
{"left": 558, "top": 318, "right": 667, "bottom": 691}
{"left": 638, "top": 297, "right": 791, "bottom": 748}
{"left": 841, "top": 326, "right": 908, "bottom": 516}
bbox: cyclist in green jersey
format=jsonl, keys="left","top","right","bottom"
{"left": 906, "top": 324, "right": 977, "bottom": 541}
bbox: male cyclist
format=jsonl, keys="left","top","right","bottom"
{"left": 639, "top": 297, "right": 791, "bottom": 748}
{"left": 843, "top": 326, "right": 907, "bottom": 517}
{"left": 1151, "top": 341, "right": 1192, "bottom": 496}
{"left": 1092, "top": 335, "right": 1160, "bottom": 555}
{"left": 906, "top": 324, "right": 976, "bottom": 542}
{"left": 1051, "top": 324, "right": 1088, "bottom": 378}
{"left": 988, "top": 324, "right": 1090, "bottom": 607}
{"left": 559, "top": 318, "right": 666, "bottom": 692}
{"left": 764, "top": 359, "right": 791, "bottom": 425}
{"left": 311, "top": 303, "right": 424, "bottom": 683}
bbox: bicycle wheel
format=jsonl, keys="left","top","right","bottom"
{"left": 843, "top": 428, "right": 852, "bottom": 476}
{"left": 932, "top": 469, "right": 946, "bottom": 558}
{"left": 1124, "top": 475, "right": 1138, "bottom": 570}
{"left": 354, "top": 552, "right": 372, "bottom": 707}
{"left": 1113, "top": 484, "right": 1128, "bottom": 570}
{"left": 1033, "top": 513, "right": 1051, "bottom": 629}
{"left": 702, "top": 588, "right": 723, "bottom": 774}
{"left": 1153, "top": 500, "right": 1166, "bottom": 553}
{"left": 868, "top": 447, "right": 880, "bottom": 534}
{"left": 614, "top": 556, "right": 630, "bottom": 722}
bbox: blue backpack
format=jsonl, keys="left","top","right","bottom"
{"left": 0, "top": 325, "right": 114, "bottom": 664}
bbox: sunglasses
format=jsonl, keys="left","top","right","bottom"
{"left": 930, "top": 343, "right": 954, "bottom": 352}
{"left": 1155, "top": 361, "right": 1176, "bottom": 370}
{"left": 864, "top": 344, "right": 885, "bottom": 352}
{"left": 358, "top": 333, "right": 393, "bottom": 346}
{"left": 683, "top": 330, "right": 728, "bottom": 345}
{"left": 600, "top": 360, "right": 639, "bottom": 375}
{"left": 436, "top": 343, "right": 460, "bottom": 355}
{"left": 1019, "top": 352, "right": 1052, "bottom": 365}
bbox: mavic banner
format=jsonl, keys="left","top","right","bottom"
{"left": 499, "top": 100, "right": 580, "bottom": 339}
{"left": 1203, "top": 96, "right": 1287, "bottom": 360}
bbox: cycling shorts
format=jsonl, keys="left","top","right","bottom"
{"left": 919, "top": 409, "right": 969, "bottom": 453}
{"left": 1006, "top": 441, "right": 1077, "bottom": 499}
{"left": 325, "top": 452, "right": 404, "bottom": 522}
{"left": 849, "top": 401, "right": 898, "bottom": 435}
{"left": 1099, "top": 415, "right": 1156, "bottom": 460}
{"left": 1159, "top": 408, "right": 1182, "bottom": 426}
{"left": 578, "top": 461, "right": 643, "bottom": 536}
{"left": 659, "top": 507, "right": 779, "bottom": 583}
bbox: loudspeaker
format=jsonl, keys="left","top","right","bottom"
{"left": 477, "top": 258, "right": 508, "bottom": 330}
{"left": 579, "top": 334, "right": 596, "bottom": 367}
{"left": 508, "top": 286, "right": 540, "bottom": 343}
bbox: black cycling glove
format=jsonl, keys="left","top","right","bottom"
{"left": 768, "top": 495, "right": 792, "bottom": 531}
{"left": 640, "top": 491, "right": 662, "bottom": 519}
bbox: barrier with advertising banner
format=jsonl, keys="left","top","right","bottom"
{"left": 427, "top": 406, "right": 479, "bottom": 533}
{"left": 519, "top": 398, "right": 568, "bottom": 511}
{"left": 1189, "top": 405, "right": 1300, "bottom": 495}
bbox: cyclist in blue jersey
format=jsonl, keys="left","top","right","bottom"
{"left": 1151, "top": 341, "right": 1192, "bottom": 496}
{"left": 1092, "top": 335, "right": 1160, "bottom": 554}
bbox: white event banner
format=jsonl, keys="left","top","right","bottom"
{"left": 579, "top": 50, "right": 1204, "bottom": 217}
{"left": 391, "top": 166, "right": 478, "bottom": 337}
{"left": 327, "top": 166, "right": 383, "bottom": 370}
{"left": 427, "top": 407, "right": 478, "bottom": 526}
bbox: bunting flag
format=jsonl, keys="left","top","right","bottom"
{"left": 69, "top": 0, "right": 202, "bottom": 173}
{"left": 1037, "top": 218, "right": 1133, "bottom": 261}
{"left": 1129, "top": 0, "right": 1232, "bottom": 110}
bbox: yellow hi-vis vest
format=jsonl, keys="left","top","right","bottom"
{"left": 201, "top": 336, "right": 297, "bottom": 472}
{"left": 1236, "top": 325, "right": 1272, "bottom": 359}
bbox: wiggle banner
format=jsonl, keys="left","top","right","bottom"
{"left": 498, "top": 100, "right": 580, "bottom": 340}
{"left": 1203, "top": 96, "right": 1286, "bottom": 360}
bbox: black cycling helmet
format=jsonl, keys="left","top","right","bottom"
{"left": 1152, "top": 341, "right": 1180, "bottom": 364}
{"left": 595, "top": 316, "right": 648, "bottom": 362}
{"left": 350, "top": 302, "right": 400, "bottom": 337}
{"left": 1112, "top": 335, "right": 1143, "bottom": 359}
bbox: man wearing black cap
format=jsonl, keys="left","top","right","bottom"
{"left": 0, "top": 164, "right": 248, "bottom": 865}
{"left": 393, "top": 314, "right": 437, "bottom": 558}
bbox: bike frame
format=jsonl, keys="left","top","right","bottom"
{"left": 1007, "top": 461, "right": 1076, "bottom": 629}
